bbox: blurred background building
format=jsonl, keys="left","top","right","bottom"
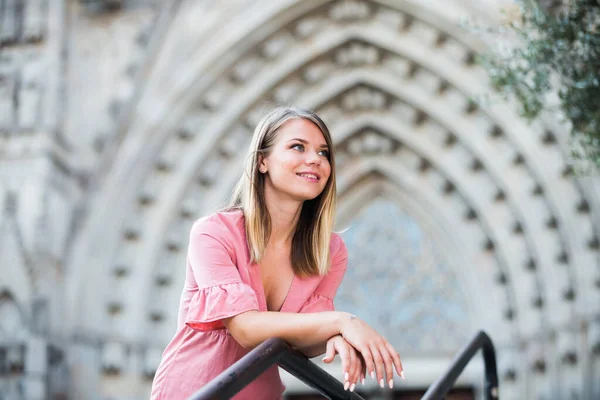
{"left": 1, "top": 0, "right": 599, "bottom": 399}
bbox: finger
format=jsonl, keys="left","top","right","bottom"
{"left": 359, "top": 347, "right": 376, "bottom": 383}
{"left": 369, "top": 343, "right": 386, "bottom": 388}
{"left": 337, "top": 345, "right": 351, "bottom": 390}
{"left": 353, "top": 349, "right": 362, "bottom": 386}
{"left": 359, "top": 354, "right": 366, "bottom": 385}
{"left": 385, "top": 341, "right": 404, "bottom": 378}
{"left": 322, "top": 340, "right": 335, "bottom": 363}
{"left": 380, "top": 345, "right": 395, "bottom": 389}
{"left": 348, "top": 347, "right": 358, "bottom": 391}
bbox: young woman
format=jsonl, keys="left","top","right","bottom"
{"left": 150, "top": 107, "right": 404, "bottom": 399}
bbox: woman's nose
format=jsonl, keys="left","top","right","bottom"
{"left": 306, "top": 151, "right": 321, "bottom": 165}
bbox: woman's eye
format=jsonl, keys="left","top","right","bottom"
{"left": 318, "top": 150, "right": 329, "bottom": 157}
{"left": 292, "top": 144, "right": 305, "bottom": 151}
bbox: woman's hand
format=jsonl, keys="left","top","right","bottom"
{"left": 339, "top": 315, "right": 404, "bottom": 389}
{"left": 322, "top": 335, "right": 365, "bottom": 392}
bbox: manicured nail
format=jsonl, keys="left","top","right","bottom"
{"left": 361, "top": 377, "right": 365, "bottom": 385}
{"left": 400, "top": 371, "right": 406, "bottom": 380}
{"left": 344, "top": 372, "right": 349, "bottom": 381}
{"left": 370, "top": 371, "right": 375, "bottom": 379}
{"left": 344, "top": 381, "right": 350, "bottom": 391}
{"left": 379, "top": 378, "right": 384, "bottom": 388}
{"left": 350, "top": 383, "right": 356, "bottom": 392}
{"left": 389, "top": 379, "right": 394, "bottom": 389}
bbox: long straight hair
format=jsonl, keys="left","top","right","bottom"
{"left": 228, "top": 106, "right": 337, "bottom": 277}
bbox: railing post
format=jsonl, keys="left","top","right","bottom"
{"left": 421, "top": 331, "right": 499, "bottom": 400}
{"left": 481, "top": 334, "right": 499, "bottom": 400}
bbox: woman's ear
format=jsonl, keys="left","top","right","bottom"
{"left": 258, "top": 154, "right": 267, "bottom": 174}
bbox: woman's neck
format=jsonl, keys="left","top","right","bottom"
{"left": 264, "top": 190, "right": 302, "bottom": 247}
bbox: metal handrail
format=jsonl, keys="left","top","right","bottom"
{"left": 187, "top": 338, "right": 365, "bottom": 400}
{"left": 188, "top": 330, "right": 499, "bottom": 400}
{"left": 421, "top": 330, "right": 499, "bottom": 400}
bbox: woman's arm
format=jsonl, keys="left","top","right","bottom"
{"left": 297, "top": 342, "right": 328, "bottom": 358}
{"left": 224, "top": 309, "right": 403, "bottom": 389}
{"left": 223, "top": 310, "right": 351, "bottom": 349}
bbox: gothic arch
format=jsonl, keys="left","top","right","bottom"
{"left": 64, "top": 1, "right": 599, "bottom": 397}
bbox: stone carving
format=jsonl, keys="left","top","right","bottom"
{"left": 0, "top": 293, "right": 25, "bottom": 340}
{"left": 22, "top": 0, "right": 46, "bottom": 42}
{"left": 0, "top": 0, "right": 46, "bottom": 44}
{"left": 144, "top": 347, "right": 163, "bottom": 377}
{"left": 334, "top": 42, "right": 380, "bottom": 67}
{"left": 343, "top": 129, "right": 398, "bottom": 156}
{"left": 0, "top": 0, "right": 20, "bottom": 44}
{"left": 409, "top": 21, "right": 440, "bottom": 48}
{"left": 390, "top": 101, "right": 417, "bottom": 124}
{"left": 0, "top": 72, "right": 16, "bottom": 131}
{"left": 17, "top": 60, "right": 43, "bottom": 130}
{"left": 293, "top": 16, "right": 324, "bottom": 39}
{"left": 231, "top": 56, "right": 263, "bottom": 84}
{"left": 329, "top": 0, "right": 372, "bottom": 22}
{"left": 341, "top": 86, "right": 388, "bottom": 112}
{"left": 373, "top": 7, "right": 406, "bottom": 31}
{"left": 272, "top": 78, "right": 304, "bottom": 104}
{"left": 301, "top": 61, "right": 334, "bottom": 84}
{"left": 196, "top": 155, "right": 226, "bottom": 187}
{"left": 261, "top": 33, "right": 294, "bottom": 60}
{"left": 219, "top": 125, "right": 251, "bottom": 159}
{"left": 101, "top": 341, "right": 125, "bottom": 374}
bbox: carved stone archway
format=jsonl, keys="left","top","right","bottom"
{"left": 64, "top": 1, "right": 600, "bottom": 398}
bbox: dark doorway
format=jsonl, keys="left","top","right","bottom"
{"left": 286, "top": 387, "right": 474, "bottom": 400}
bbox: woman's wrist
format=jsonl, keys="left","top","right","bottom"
{"left": 337, "top": 312, "right": 357, "bottom": 335}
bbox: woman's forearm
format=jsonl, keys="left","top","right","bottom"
{"left": 223, "top": 310, "right": 350, "bottom": 349}
{"left": 297, "top": 342, "right": 328, "bottom": 358}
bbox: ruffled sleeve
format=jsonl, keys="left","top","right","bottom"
{"left": 182, "top": 216, "right": 259, "bottom": 332}
{"left": 186, "top": 283, "right": 259, "bottom": 331}
{"left": 298, "top": 233, "right": 348, "bottom": 313}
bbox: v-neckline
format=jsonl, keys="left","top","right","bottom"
{"left": 275, "top": 274, "right": 295, "bottom": 312}
{"left": 254, "top": 263, "right": 296, "bottom": 312}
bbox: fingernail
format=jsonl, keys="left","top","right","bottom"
{"left": 379, "top": 378, "right": 384, "bottom": 388}
{"left": 400, "top": 371, "right": 406, "bottom": 380}
{"left": 344, "top": 372, "right": 349, "bottom": 381}
{"left": 389, "top": 379, "right": 394, "bottom": 389}
{"left": 350, "top": 383, "right": 355, "bottom": 392}
{"left": 344, "top": 381, "right": 349, "bottom": 391}
{"left": 361, "top": 377, "right": 365, "bottom": 385}
{"left": 370, "top": 371, "right": 375, "bottom": 380}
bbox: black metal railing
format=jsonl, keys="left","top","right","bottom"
{"left": 422, "top": 331, "right": 499, "bottom": 400}
{"left": 188, "top": 330, "right": 498, "bottom": 400}
{"left": 188, "top": 338, "right": 365, "bottom": 400}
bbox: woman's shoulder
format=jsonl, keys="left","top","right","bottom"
{"left": 329, "top": 232, "right": 348, "bottom": 264}
{"left": 191, "top": 209, "right": 245, "bottom": 240}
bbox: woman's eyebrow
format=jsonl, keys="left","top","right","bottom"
{"left": 288, "top": 138, "right": 329, "bottom": 148}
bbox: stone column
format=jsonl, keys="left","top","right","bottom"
{"left": 23, "top": 336, "right": 47, "bottom": 400}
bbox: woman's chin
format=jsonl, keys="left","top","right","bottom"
{"left": 294, "top": 191, "right": 323, "bottom": 202}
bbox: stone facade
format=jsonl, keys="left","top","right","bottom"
{"left": 1, "top": 0, "right": 599, "bottom": 399}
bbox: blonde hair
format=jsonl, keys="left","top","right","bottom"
{"left": 228, "top": 106, "right": 337, "bottom": 277}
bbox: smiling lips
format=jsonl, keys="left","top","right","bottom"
{"left": 296, "top": 172, "right": 320, "bottom": 182}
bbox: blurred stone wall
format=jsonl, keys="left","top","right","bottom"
{"left": 1, "top": 1, "right": 599, "bottom": 399}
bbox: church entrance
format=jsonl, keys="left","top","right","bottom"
{"left": 286, "top": 386, "right": 475, "bottom": 399}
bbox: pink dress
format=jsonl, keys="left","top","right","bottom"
{"left": 150, "top": 210, "right": 348, "bottom": 400}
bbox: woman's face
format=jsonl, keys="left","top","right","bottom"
{"left": 260, "top": 118, "right": 331, "bottom": 203}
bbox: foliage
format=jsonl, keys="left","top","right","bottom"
{"left": 479, "top": 0, "right": 600, "bottom": 172}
